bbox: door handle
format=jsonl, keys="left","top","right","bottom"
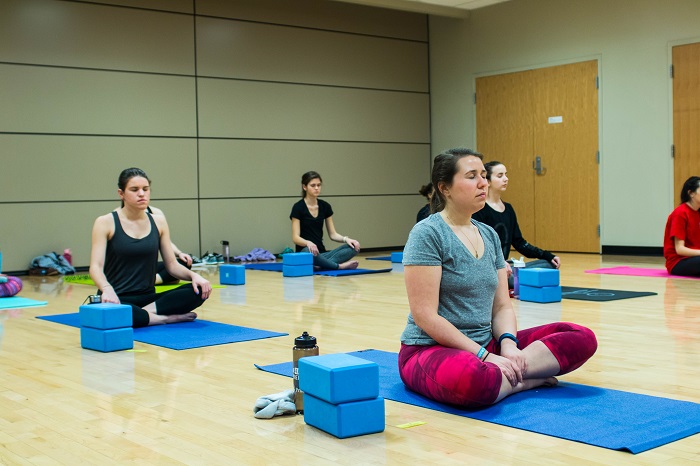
{"left": 532, "top": 156, "right": 547, "bottom": 176}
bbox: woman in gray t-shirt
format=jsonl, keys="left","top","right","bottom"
{"left": 399, "top": 148, "right": 597, "bottom": 408}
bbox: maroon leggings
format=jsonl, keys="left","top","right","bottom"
{"left": 398, "top": 322, "right": 597, "bottom": 408}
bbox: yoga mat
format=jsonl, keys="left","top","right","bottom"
{"left": 244, "top": 263, "right": 392, "bottom": 276}
{"left": 62, "top": 274, "right": 224, "bottom": 292}
{"left": 314, "top": 268, "right": 392, "bottom": 277}
{"left": 0, "top": 297, "right": 48, "bottom": 309}
{"left": 585, "top": 266, "right": 700, "bottom": 280}
{"left": 244, "top": 263, "right": 283, "bottom": 271}
{"left": 36, "top": 313, "right": 287, "bottom": 350}
{"left": 366, "top": 256, "right": 391, "bottom": 261}
{"left": 256, "top": 350, "right": 700, "bottom": 454}
{"left": 561, "top": 286, "right": 657, "bottom": 302}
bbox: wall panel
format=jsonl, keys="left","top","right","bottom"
{"left": 197, "top": 0, "right": 427, "bottom": 41}
{"left": 0, "top": 0, "right": 194, "bottom": 74}
{"left": 196, "top": 17, "right": 428, "bottom": 91}
{"left": 199, "top": 196, "right": 421, "bottom": 258}
{"left": 0, "top": 64, "right": 197, "bottom": 136}
{"left": 198, "top": 140, "right": 430, "bottom": 198}
{"left": 198, "top": 78, "right": 430, "bottom": 142}
{"left": 0, "top": 135, "right": 197, "bottom": 202}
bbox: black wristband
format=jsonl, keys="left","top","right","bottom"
{"left": 498, "top": 333, "right": 519, "bottom": 346}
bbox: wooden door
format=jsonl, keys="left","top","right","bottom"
{"left": 673, "top": 42, "right": 700, "bottom": 199}
{"left": 476, "top": 60, "right": 599, "bottom": 253}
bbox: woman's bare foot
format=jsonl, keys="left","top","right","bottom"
{"left": 163, "top": 312, "right": 197, "bottom": 324}
{"left": 495, "top": 376, "right": 558, "bottom": 403}
{"left": 339, "top": 260, "right": 359, "bottom": 270}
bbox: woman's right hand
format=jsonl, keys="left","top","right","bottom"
{"left": 100, "top": 287, "right": 120, "bottom": 304}
{"left": 484, "top": 353, "right": 522, "bottom": 387}
{"left": 306, "top": 242, "right": 319, "bottom": 255}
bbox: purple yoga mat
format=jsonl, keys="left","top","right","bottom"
{"left": 585, "top": 266, "right": 700, "bottom": 280}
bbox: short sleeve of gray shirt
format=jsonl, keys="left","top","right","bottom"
{"left": 400, "top": 213, "right": 507, "bottom": 347}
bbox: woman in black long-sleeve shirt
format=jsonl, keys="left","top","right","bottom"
{"left": 473, "top": 161, "right": 560, "bottom": 287}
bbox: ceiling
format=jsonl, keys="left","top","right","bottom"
{"left": 333, "top": 0, "right": 511, "bottom": 18}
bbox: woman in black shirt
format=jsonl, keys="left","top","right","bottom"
{"left": 290, "top": 171, "right": 360, "bottom": 270}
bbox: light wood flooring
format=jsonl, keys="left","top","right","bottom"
{"left": 0, "top": 253, "right": 699, "bottom": 465}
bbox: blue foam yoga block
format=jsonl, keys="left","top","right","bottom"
{"left": 518, "top": 268, "right": 560, "bottom": 287}
{"left": 519, "top": 284, "right": 562, "bottom": 303}
{"left": 304, "top": 394, "right": 385, "bottom": 439}
{"left": 283, "top": 252, "right": 313, "bottom": 266}
{"left": 80, "top": 327, "right": 134, "bottom": 352}
{"left": 283, "top": 264, "right": 313, "bottom": 277}
{"left": 391, "top": 252, "right": 403, "bottom": 263}
{"left": 299, "top": 353, "right": 379, "bottom": 404}
{"left": 220, "top": 264, "right": 245, "bottom": 285}
{"left": 79, "top": 303, "right": 132, "bottom": 329}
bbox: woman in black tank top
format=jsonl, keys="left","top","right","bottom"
{"left": 89, "top": 168, "right": 212, "bottom": 328}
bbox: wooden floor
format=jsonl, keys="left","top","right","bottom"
{"left": 1, "top": 253, "right": 699, "bottom": 465}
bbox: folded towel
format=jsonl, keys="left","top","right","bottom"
{"left": 253, "top": 389, "right": 296, "bottom": 419}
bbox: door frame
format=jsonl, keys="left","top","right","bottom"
{"left": 668, "top": 37, "right": 700, "bottom": 213}
{"left": 472, "top": 55, "right": 603, "bottom": 253}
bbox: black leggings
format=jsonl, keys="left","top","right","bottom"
{"left": 156, "top": 258, "right": 191, "bottom": 284}
{"left": 120, "top": 284, "right": 206, "bottom": 328}
{"left": 670, "top": 256, "right": 700, "bottom": 277}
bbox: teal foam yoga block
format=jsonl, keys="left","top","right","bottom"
{"left": 283, "top": 252, "right": 313, "bottom": 266}
{"left": 80, "top": 327, "right": 133, "bottom": 352}
{"left": 299, "top": 353, "right": 379, "bottom": 404}
{"left": 220, "top": 264, "right": 245, "bottom": 285}
{"left": 518, "top": 268, "right": 560, "bottom": 287}
{"left": 79, "top": 303, "right": 132, "bottom": 329}
{"left": 283, "top": 264, "right": 313, "bottom": 277}
{"left": 519, "top": 284, "right": 562, "bottom": 303}
{"left": 304, "top": 394, "right": 385, "bottom": 439}
{"left": 391, "top": 252, "right": 403, "bottom": 263}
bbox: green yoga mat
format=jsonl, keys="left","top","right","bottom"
{"left": 63, "top": 274, "right": 224, "bottom": 292}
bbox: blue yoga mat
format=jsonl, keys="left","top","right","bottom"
{"left": 37, "top": 313, "right": 287, "bottom": 350}
{"left": 0, "top": 297, "right": 48, "bottom": 309}
{"left": 314, "top": 268, "right": 392, "bottom": 276}
{"left": 245, "top": 263, "right": 392, "bottom": 276}
{"left": 256, "top": 350, "right": 700, "bottom": 454}
{"left": 366, "top": 256, "right": 391, "bottom": 261}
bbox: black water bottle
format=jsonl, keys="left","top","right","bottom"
{"left": 221, "top": 240, "right": 230, "bottom": 263}
{"left": 292, "top": 331, "right": 319, "bottom": 414}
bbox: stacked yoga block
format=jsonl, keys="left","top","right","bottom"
{"left": 299, "top": 353, "right": 385, "bottom": 439}
{"left": 219, "top": 264, "right": 246, "bottom": 285}
{"left": 79, "top": 303, "right": 133, "bottom": 352}
{"left": 518, "top": 268, "right": 562, "bottom": 303}
{"left": 391, "top": 252, "right": 403, "bottom": 263}
{"left": 282, "top": 252, "right": 313, "bottom": 277}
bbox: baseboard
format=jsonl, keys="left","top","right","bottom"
{"left": 601, "top": 245, "right": 663, "bottom": 256}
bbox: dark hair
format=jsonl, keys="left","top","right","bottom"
{"left": 118, "top": 167, "right": 151, "bottom": 191}
{"left": 430, "top": 148, "right": 483, "bottom": 213}
{"left": 483, "top": 160, "right": 504, "bottom": 181}
{"left": 301, "top": 171, "right": 322, "bottom": 198}
{"left": 680, "top": 176, "right": 700, "bottom": 204}
{"left": 118, "top": 168, "right": 151, "bottom": 207}
{"left": 418, "top": 182, "right": 433, "bottom": 199}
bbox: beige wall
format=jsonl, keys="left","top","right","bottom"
{"left": 0, "top": 0, "right": 430, "bottom": 272}
{"left": 429, "top": 0, "right": 700, "bottom": 248}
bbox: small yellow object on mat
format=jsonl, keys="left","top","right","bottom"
{"left": 395, "top": 421, "right": 426, "bottom": 429}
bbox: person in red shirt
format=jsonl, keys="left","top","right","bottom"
{"left": 664, "top": 176, "right": 700, "bottom": 276}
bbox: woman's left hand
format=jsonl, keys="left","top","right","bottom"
{"left": 177, "top": 252, "right": 193, "bottom": 267}
{"left": 191, "top": 273, "right": 212, "bottom": 300}
{"left": 551, "top": 256, "right": 561, "bottom": 269}
{"left": 499, "top": 343, "right": 528, "bottom": 377}
{"left": 346, "top": 238, "right": 361, "bottom": 252}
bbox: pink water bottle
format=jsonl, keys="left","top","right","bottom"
{"left": 63, "top": 248, "right": 72, "bottom": 265}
